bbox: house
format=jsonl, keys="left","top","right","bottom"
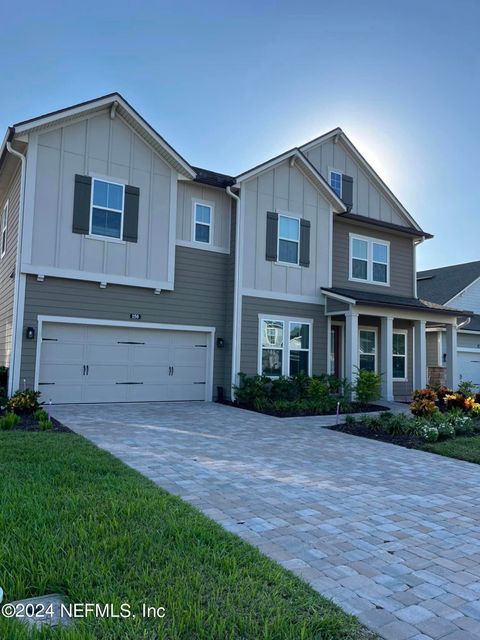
{"left": 0, "top": 93, "right": 471, "bottom": 404}
{"left": 417, "top": 262, "right": 480, "bottom": 387}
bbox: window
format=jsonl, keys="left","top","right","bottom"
{"left": 278, "top": 215, "right": 300, "bottom": 264}
{"left": 194, "top": 202, "right": 212, "bottom": 244}
{"left": 260, "top": 318, "right": 311, "bottom": 377}
{"left": 90, "top": 178, "right": 124, "bottom": 239}
{"left": 329, "top": 170, "right": 342, "bottom": 198}
{"left": 359, "top": 329, "right": 376, "bottom": 372}
{"left": 349, "top": 234, "right": 389, "bottom": 285}
{"left": 393, "top": 331, "right": 407, "bottom": 380}
{"left": 1, "top": 201, "right": 8, "bottom": 258}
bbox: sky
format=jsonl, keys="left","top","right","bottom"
{"left": 1, "top": 0, "right": 479, "bottom": 270}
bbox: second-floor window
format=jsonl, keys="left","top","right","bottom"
{"left": 350, "top": 234, "right": 389, "bottom": 285}
{"left": 278, "top": 215, "right": 300, "bottom": 264}
{"left": 91, "top": 178, "right": 124, "bottom": 239}
{"left": 194, "top": 202, "right": 212, "bottom": 244}
{"left": 329, "top": 170, "right": 342, "bottom": 198}
{"left": 1, "top": 201, "right": 8, "bottom": 258}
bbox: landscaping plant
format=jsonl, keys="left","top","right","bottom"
{"left": 7, "top": 389, "right": 41, "bottom": 415}
{"left": 353, "top": 368, "right": 381, "bottom": 406}
{"left": 0, "top": 412, "right": 20, "bottom": 431}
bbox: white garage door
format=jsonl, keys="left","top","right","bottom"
{"left": 38, "top": 322, "right": 210, "bottom": 404}
{"left": 458, "top": 350, "right": 480, "bottom": 387}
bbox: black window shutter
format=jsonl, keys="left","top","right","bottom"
{"left": 72, "top": 174, "right": 92, "bottom": 235}
{"left": 341, "top": 175, "right": 353, "bottom": 211}
{"left": 299, "top": 219, "right": 311, "bottom": 267}
{"left": 123, "top": 185, "right": 140, "bottom": 243}
{"left": 265, "top": 211, "right": 278, "bottom": 261}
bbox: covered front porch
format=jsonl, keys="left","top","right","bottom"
{"left": 322, "top": 287, "right": 471, "bottom": 401}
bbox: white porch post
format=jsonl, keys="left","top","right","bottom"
{"left": 345, "top": 311, "right": 359, "bottom": 393}
{"left": 380, "top": 316, "right": 394, "bottom": 401}
{"left": 414, "top": 319, "right": 427, "bottom": 390}
{"left": 446, "top": 323, "right": 458, "bottom": 389}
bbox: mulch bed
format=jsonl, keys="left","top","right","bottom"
{"left": 220, "top": 400, "right": 389, "bottom": 418}
{"left": 331, "top": 422, "right": 424, "bottom": 448}
{"left": 1, "top": 412, "right": 72, "bottom": 433}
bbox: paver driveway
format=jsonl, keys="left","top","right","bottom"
{"left": 52, "top": 402, "right": 480, "bottom": 640}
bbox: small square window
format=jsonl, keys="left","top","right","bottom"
{"left": 194, "top": 203, "right": 212, "bottom": 244}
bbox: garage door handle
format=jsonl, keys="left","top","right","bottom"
{"left": 86, "top": 365, "right": 89, "bottom": 375}
{"left": 82, "top": 365, "right": 86, "bottom": 376}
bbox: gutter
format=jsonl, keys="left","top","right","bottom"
{"left": 6, "top": 134, "right": 26, "bottom": 396}
{"left": 413, "top": 236, "right": 425, "bottom": 298}
{"left": 226, "top": 185, "right": 241, "bottom": 398}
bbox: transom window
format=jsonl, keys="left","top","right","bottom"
{"left": 194, "top": 202, "right": 212, "bottom": 244}
{"left": 260, "top": 318, "right": 311, "bottom": 377}
{"left": 90, "top": 179, "right": 124, "bottom": 239}
{"left": 1, "top": 201, "right": 8, "bottom": 258}
{"left": 359, "top": 329, "right": 377, "bottom": 372}
{"left": 350, "top": 234, "right": 389, "bottom": 285}
{"left": 278, "top": 215, "right": 300, "bottom": 264}
{"left": 393, "top": 331, "right": 407, "bottom": 380}
{"left": 329, "top": 170, "right": 342, "bottom": 198}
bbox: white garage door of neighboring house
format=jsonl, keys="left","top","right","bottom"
{"left": 37, "top": 321, "right": 212, "bottom": 404}
{"left": 458, "top": 349, "right": 480, "bottom": 387}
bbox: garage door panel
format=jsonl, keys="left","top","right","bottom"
{"left": 168, "top": 383, "right": 206, "bottom": 401}
{"left": 43, "top": 324, "right": 87, "bottom": 342}
{"left": 173, "top": 346, "right": 207, "bottom": 366}
{"left": 85, "top": 343, "right": 130, "bottom": 364}
{"left": 458, "top": 352, "right": 480, "bottom": 386}
{"left": 88, "top": 364, "right": 130, "bottom": 382}
{"left": 131, "top": 346, "right": 170, "bottom": 365}
{"left": 129, "top": 365, "right": 170, "bottom": 383}
{"left": 83, "top": 383, "right": 129, "bottom": 403}
{"left": 39, "top": 363, "right": 84, "bottom": 383}
{"left": 173, "top": 364, "right": 206, "bottom": 384}
{"left": 41, "top": 342, "right": 84, "bottom": 363}
{"left": 39, "top": 384, "right": 84, "bottom": 404}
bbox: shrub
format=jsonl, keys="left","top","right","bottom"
{"left": 362, "top": 415, "right": 384, "bottom": 433}
{"left": 410, "top": 398, "right": 438, "bottom": 417}
{"left": 413, "top": 388, "right": 438, "bottom": 402}
{"left": 418, "top": 424, "right": 439, "bottom": 442}
{"left": 0, "top": 412, "right": 20, "bottom": 431}
{"left": 436, "top": 422, "right": 456, "bottom": 439}
{"left": 458, "top": 380, "right": 477, "bottom": 397}
{"left": 38, "top": 419, "right": 53, "bottom": 431}
{"left": 345, "top": 415, "right": 356, "bottom": 426}
{"left": 234, "top": 373, "right": 270, "bottom": 406}
{"left": 448, "top": 412, "right": 474, "bottom": 436}
{"left": 437, "top": 386, "right": 453, "bottom": 403}
{"left": 464, "top": 396, "right": 476, "bottom": 412}
{"left": 354, "top": 369, "right": 381, "bottom": 405}
{"left": 444, "top": 392, "right": 466, "bottom": 411}
{"left": 34, "top": 409, "right": 49, "bottom": 422}
{"left": 7, "top": 389, "right": 41, "bottom": 415}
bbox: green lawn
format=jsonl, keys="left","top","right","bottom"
{"left": 0, "top": 433, "right": 371, "bottom": 640}
{"left": 422, "top": 435, "right": 480, "bottom": 464}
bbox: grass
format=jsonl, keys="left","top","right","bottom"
{"left": 0, "top": 432, "right": 371, "bottom": 640}
{"left": 422, "top": 435, "right": 480, "bottom": 464}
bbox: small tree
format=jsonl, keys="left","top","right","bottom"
{"left": 354, "top": 368, "right": 382, "bottom": 406}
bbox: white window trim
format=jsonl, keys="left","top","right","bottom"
{"left": 257, "top": 314, "right": 313, "bottom": 377}
{"left": 358, "top": 326, "right": 378, "bottom": 373}
{"left": 393, "top": 329, "right": 408, "bottom": 382}
{"left": 328, "top": 167, "right": 343, "bottom": 199}
{"left": 349, "top": 233, "right": 390, "bottom": 286}
{"left": 1, "top": 200, "right": 8, "bottom": 258}
{"left": 89, "top": 176, "right": 125, "bottom": 242}
{"left": 192, "top": 199, "right": 214, "bottom": 246}
{"left": 276, "top": 211, "right": 301, "bottom": 267}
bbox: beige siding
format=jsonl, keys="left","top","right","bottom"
{"left": 304, "top": 137, "right": 410, "bottom": 227}
{"left": 426, "top": 331, "right": 440, "bottom": 366}
{"left": 332, "top": 219, "right": 415, "bottom": 297}
{"left": 20, "top": 246, "right": 232, "bottom": 398}
{"left": 242, "top": 160, "right": 331, "bottom": 298}
{"left": 240, "top": 296, "right": 327, "bottom": 376}
{"left": 30, "top": 111, "right": 174, "bottom": 287}
{"left": 176, "top": 182, "right": 231, "bottom": 253}
{"left": 0, "top": 164, "right": 21, "bottom": 369}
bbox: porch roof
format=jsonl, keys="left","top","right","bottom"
{"left": 321, "top": 287, "right": 474, "bottom": 317}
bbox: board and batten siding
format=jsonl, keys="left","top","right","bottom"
{"left": 20, "top": 246, "right": 231, "bottom": 398}
{"left": 303, "top": 137, "right": 409, "bottom": 227}
{"left": 450, "top": 279, "right": 480, "bottom": 313}
{"left": 29, "top": 111, "right": 174, "bottom": 287}
{"left": 333, "top": 219, "right": 415, "bottom": 297}
{"left": 242, "top": 160, "right": 331, "bottom": 298}
{"left": 0, "top": 164, "right": 21, "bottom": 369}
{"left": 240, "top": 296, "right": 327, "bottom": 376}
{"left": 176, "top": 181, "right": 231, "bottom": 253}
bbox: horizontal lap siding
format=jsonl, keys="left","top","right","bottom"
{"left": 427, "top": 331, "right": 439, "bottom": 366}
{"left": 0, "top": 165, "right": 21, "bottom": 369}
{"left": 21, "top": 246, "right": 231, "bottom": 397}
{"left": 240, "top": 296, "right": 327, "bottom": 376}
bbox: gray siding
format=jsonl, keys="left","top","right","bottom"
{"left": 240, "top": 296, "right": 327, "bottom": 376}
{"left": 20, "top": 246, "right": 231, "bottom": 398}
{"left": 0, "top": 164, "right": 21, "bottom": 369}
{"left": 333, "top": 219, "right": 415, "bottom": 297}
{"left": 426, "top": 331, "right": 440, "bottom": 367}
{"left": 326, "top": 298, "right": 350, "bottom": 313}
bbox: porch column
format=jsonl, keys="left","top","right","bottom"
{"left": 414, "top": 320, "right": 427, "bottom": 390}
{"left": 380, "top": 316, "right": 394, "bottom": 401}
{"left": 345, "top": 311, "right": 359, "bottom": 392}
{"left": 446, "top": 323, "right": 458, "bottom": 389}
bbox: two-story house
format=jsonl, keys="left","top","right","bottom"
{"left": 0, "top": 93, "right": 471, "bottom": 404}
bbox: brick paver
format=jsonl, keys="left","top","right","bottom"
{"left": 52, "top": 402, "right": 480, "bottom": 640}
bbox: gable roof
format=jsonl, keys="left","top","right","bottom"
{"left": 10, "top": 93, "right": 196, "bottom": 179}
{"left": 417, "top": 261, "right": 480, "bottom": 305}
{"left": 235, "top": 148, "right": 346, "bottom": 213}
{"left": 300, "top": 127, "right": 422, "bottom": 232}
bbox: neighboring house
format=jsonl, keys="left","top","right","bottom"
{"left": 0, "top": 93, "right": 471, "bottom": 404}
{"left": 417, "top": 262, "right": 480, "bottom": 386}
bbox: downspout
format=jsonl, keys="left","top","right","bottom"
{"left": 457, "top": 317, "right": 471, "bottom": 330}
{"left": 226, "top": 185, "right": 241, "bottom": 398}
{"left": 413, "top": 236, "right": 425, "bottom": 298}
{"left": 6, "top": 137, "right": 27, "bottom": 396}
